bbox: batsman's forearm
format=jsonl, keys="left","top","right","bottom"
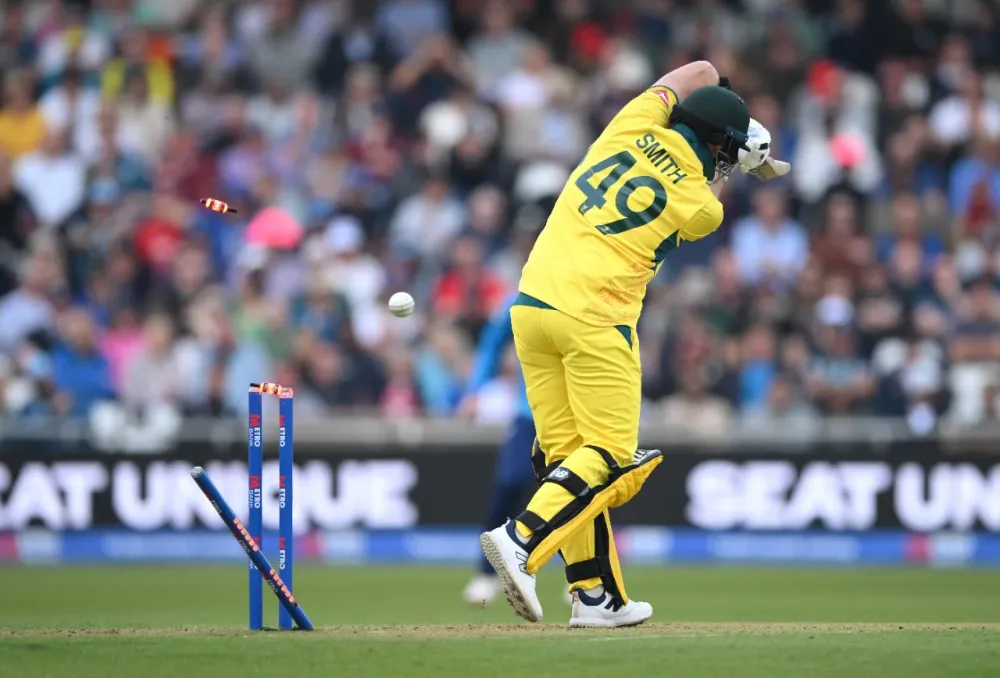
{"left": 654, "top": 61, "right": 719, "bottom": 101}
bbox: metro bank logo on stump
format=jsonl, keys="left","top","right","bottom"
{"left": 249, "top": 414, "right": 262, "bottom": 447}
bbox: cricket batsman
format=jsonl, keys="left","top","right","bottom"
{"left": 479, "top": 61, "right": 790, "bottom": 627}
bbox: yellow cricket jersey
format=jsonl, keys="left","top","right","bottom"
{"left": 0, "top": 108, "right": 47, "bottom": 160}
{"left": 519, "top": 87, "right": 724, "bottom": 328}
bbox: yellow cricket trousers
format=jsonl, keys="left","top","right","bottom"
{"left": 510, "top": 295, "right": 640, "bottom": 593}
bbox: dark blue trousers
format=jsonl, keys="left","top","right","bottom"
{"left": 479, "top": 415, "right": 537, "bottom": 574}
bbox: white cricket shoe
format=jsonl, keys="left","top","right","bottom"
{"left": 462, "top": 574, "right": 502, "bottom": 606}
{"left": 569, "top": 589, "right": 653, "bottom": 628}
{"left": 480, "top": 521, "right": 543, "bottom": 622}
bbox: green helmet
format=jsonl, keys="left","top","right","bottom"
{"left": 669, "top": 85, "right": 751, "bottom": 181}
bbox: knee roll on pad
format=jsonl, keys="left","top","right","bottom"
{"left": 517, "top": 447, "right": 662, "bottom": 576}
{"left": 608, "top": 447, "right": 662, "bottom": 509}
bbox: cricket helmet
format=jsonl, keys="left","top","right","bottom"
{"left": 669, "top": 85, "right": 751, "bottom": 182}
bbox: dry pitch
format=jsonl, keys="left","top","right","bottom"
{"left": 2, "top": 565, "right": 998, "bottom": 677}
{"left": 3, "top": 621, "right": 997, "bottom": 639}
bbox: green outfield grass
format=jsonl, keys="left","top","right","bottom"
{"left": 2, "top": 565, "right": 998, "bottom": 677}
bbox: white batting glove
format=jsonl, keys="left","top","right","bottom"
{"left": 737, "top": 118, "right": 792, "bottom": 180}
{"left": 738, "top": 118, "right": 771, "bottom": 174}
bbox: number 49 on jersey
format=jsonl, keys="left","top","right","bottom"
{"left": 575, "top": 150, "right": 668, "bottom": 236}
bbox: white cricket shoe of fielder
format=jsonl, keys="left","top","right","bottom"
{"left": 569, "top": 589, "right": 653, "bottom": 628}
{"left": 462, "top": 574, "right": 502, "bottom": 606}
{"left": 480, "top": 521, "right": 543, "bottom": 622}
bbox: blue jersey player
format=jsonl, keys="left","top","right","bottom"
{"left": 461, "top": 291, "right": 565, "bottom": 605}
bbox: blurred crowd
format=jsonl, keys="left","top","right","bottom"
{"left": 0, "top": 0, "right": 999, "bottom": 444}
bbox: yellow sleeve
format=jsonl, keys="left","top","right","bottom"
{"left": 101, "top": 61, "right": 123, "bottom": 100}
{"left": 679, "top": 200, "right": 724, "bottom": 242}
{"left": 148, "top": 61, "right": 175, "bottom": 105}
{"left": 613, "top": 86, "right": 678, "bottom": 127}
